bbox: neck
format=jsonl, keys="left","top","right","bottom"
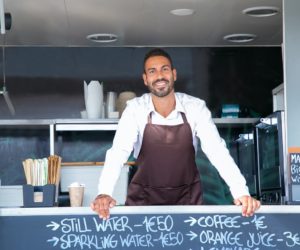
{"left": 151, "top": 92, "right": 176, "bottom": 118}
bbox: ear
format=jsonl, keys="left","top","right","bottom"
{"left": 142, "top": 73, "right": 148, "bottom": 86}
{"left": 172, "top": 68, "right": 177, "bottom": 81}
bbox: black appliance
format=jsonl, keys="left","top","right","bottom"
{"left": 234, "top": 133, "right": 257, "bottom": 197}
{"left": 254, "top": 111, "right": 287, "bottom": 204}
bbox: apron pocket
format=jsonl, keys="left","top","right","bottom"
{"left": 125, "top": 182, "right": 146, "bottom": 205}
{"left": 144, "top": 184, "right": 191, "bottom": 205}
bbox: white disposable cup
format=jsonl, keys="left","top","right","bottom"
{"left": 106, "top": 92, "right": 117, "bottom": 115}
{"left": 68, "top": 186, "right": 84, "bottom": 207}
{"left": 80, "top": 110, "right": 88, "bottom": 119}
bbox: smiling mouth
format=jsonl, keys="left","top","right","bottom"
{"left": 154, "top": 80, "right": 168, "bottom": 87}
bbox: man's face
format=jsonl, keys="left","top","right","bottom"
{"left": 143, "top": 56, "right": 177, "bottom": 98}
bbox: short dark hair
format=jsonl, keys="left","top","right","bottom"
{"left": 143, "top": 48, "right": 174, "bottom": 71}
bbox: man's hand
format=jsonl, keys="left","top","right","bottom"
{"left": 233, "top": 195, "right": 261, "bottom": 217}
{"left": 90, "top": 194, "right": 116, "bottom": 220}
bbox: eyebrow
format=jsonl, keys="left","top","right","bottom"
{"left": 146, "top": 64, "right": 171, "bottom": 72}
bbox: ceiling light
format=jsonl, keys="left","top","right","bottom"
{"left": 86, "top": 33, "right": 118, "bottom": 43}
{"left": 170, "top": 9, "right": 195, "bottom": 16}
{"left": 223, "top": 33, "right": 256, "bottom": 43}
{"left": 243, "top": 6, "right": 279, "bottom": 17}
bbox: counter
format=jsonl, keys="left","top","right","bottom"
{"left": 1, "top": 205, "right": 300, "bottom": 249}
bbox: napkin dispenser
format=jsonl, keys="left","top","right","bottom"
{"left": 22, "top": 184, "right": 56, "bottom": 207}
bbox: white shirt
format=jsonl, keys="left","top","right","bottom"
{"left": 98, "top": 92, "right": 249, "bottom": 199}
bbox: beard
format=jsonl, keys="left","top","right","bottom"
{"left": 147, "top": 78, "right": 174, "bottom": 97}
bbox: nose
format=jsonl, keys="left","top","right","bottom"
{"left": 156, "top": 69, "right": 164, "bottom": 79}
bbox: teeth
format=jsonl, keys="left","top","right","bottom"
{"left": 155, "top": 81, "right": 166, "bottom": 86}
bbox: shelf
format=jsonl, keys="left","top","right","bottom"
{"left": 54, "top": 118, "right": 119, "bottom": 124}
{"left": 213, "top": 117, "right": 259, "bottom": 123}
{"left": 55, "top": 123, "right": 118, "bottom": 131}
{"left": 55, "top": 119, "right": 118, "bottom": 131}
{"left": 0, "top": 118, "right": 118, "bottom": 126}
{"left": 0, "top": 120, "right": 54, "bottom": 130}
{"left": 0, "top": 118, "right": 259, "bottom": 131}
{"left": 0, "top": 119, "right": 55, "bottom": 126}
{"left": 213, "top": 118, "right": 259, "bottom": 127}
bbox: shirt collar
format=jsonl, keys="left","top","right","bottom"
{"left": 146, "top": 93, "right": 185, "bottom": 115}
{"left": 174, "top": 93, "right": 185, "bottom": 113}
{"left": 146, "top": 94, "right": 155, "bottom": 113}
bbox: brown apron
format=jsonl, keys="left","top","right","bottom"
{"left": 125, "top": 112, "right": 203, "bottom": 205}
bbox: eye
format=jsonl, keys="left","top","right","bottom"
{"left": 148, "top": 69, "right": 155, "bottom": 75}
{"left": 162, "top": 66, "right": 171, "bottom": 72}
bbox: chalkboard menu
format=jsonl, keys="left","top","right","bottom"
{"left": 290, "top": 152, "right": 300, "bottom": 184}
{"left": 1, "top": 207, "right": 300, "bottom": 250}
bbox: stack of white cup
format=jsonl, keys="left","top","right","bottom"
{"left": 106, "top": 91, "right": 119, "bottom": 118}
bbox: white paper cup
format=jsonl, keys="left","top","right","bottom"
{"left": 80, "top": 110, "right": 88, "bottom": 119}
{"left": 106, "top": 92, "right": 117, "bottom": 115}
{"left": 108, "top": 111, "right": 119, "bottom": 119}
{"left": 68, "top": 186, "right": 84, "bottom": 207}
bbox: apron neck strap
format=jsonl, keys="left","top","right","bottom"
{"left": 181, "top": 112, "right": 188, "bottom": 123}
{"left": 148, "top": 112, "right": 153, "bottom": 123}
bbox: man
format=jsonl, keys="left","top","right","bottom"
{"left": 91, "top": 48, "right": 260, "bottom": 219}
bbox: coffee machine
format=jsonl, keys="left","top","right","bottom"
{"left": 254, "top": 111, "right": 287, "bottom": 204}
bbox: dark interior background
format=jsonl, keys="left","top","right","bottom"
{"left": 0, "top": 47, "right": 283, "bottom": 119}
{"left": 0, "top": 46, "right": 283, "bottom": 204}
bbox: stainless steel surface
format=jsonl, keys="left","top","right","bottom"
{"left": 1, "top": 0, "right": 282, "bottom": 47}
{"left": 49, "top": 124, "right": 55, "bottom": 155}
{"left": 0, "top": 118, "right": 259, "bottom": 132}
{"left": 280, "top": 111, "right": 289, "bottom": 203}
{"left": 0, "top": 185, "right": 23, "bottom": 207}
{"left": 55, "top": 119, "right": 119, "bottom": 131}
{"left": 55, "top": 123, "right": 118, "bottom": 131}
{"left": 55, "top": 119, "right": 119, "bottom": 124}
{"left": 60, "top": 165, "right": 129, "bottom": 206}
{"left": 0, "top": 118, "right": 258, "bottom": 126}
{"left": 213, "top": 118, "right": 259, "bottom": 125}
{"left": 0, "top": 119, "right": 55, "bottom": 125}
